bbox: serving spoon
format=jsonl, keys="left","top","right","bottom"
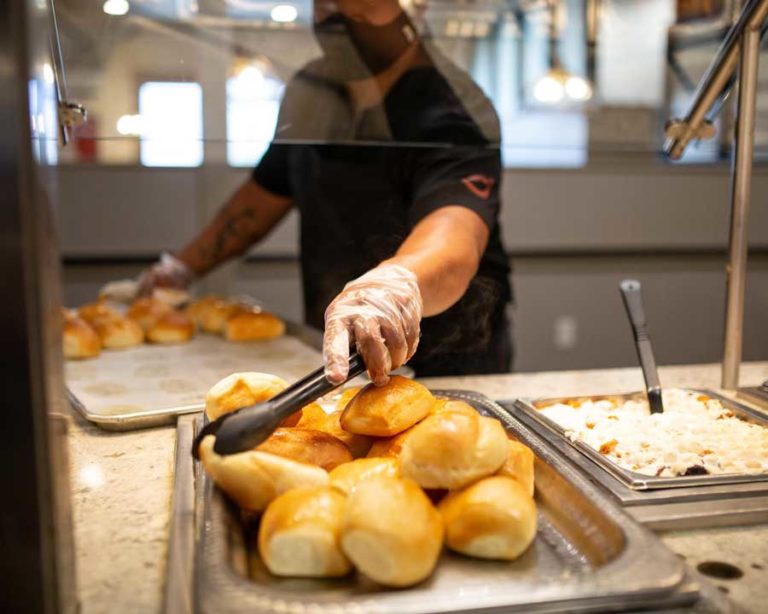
{"left": 192, "top": 352, "right": 367, "bottom": 458}
{"left": 619, "top": 279, "right": 664, "bottom": 414}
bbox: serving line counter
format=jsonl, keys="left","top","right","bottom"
{"left": 67, "top": 361, "right": 768, "bottom": 613}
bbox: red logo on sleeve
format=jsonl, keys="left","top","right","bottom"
{"left": 461, "top": 174, "right": 495, "bottom": 200}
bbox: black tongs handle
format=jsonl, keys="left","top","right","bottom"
{"left": 619, "top": 280, "right": 664, "bottom": 414}
{"left": 192, "top": 352, "right": 367, "bottom": 458}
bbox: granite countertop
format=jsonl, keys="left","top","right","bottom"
{"left": 67, "top": 361, "right": 768, "bottom": 613}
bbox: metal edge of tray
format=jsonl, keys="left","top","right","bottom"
{"left": 498, "top": 401, "right": 768, "bottom": 530}
{"left": 512, "top": 389, "right": 768, "bottom": 491}
{"left": 66, "top": 319, "right": 324, "bottom": 431}
{"left": 193, "top": 390, "right": 698, "bottom": 614}
{"left": 67, "top": 387, "right": 202, "bottom": 431}
{"left": 163, "top": 414, "right": 196, "bottom": 614}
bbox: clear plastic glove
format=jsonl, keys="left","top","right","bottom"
{"left": 136, "top": 252, "right": 195, "bottom": 297}
{"left": 323, "top": 263, "right": 423, "bottom": 386}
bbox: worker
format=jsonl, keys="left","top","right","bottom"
{"left": 137, "top": 0, "right": 512, "bottom": 385}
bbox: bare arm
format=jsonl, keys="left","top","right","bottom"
{"left": 383, "top": 205, "right": 489, "bottom": 316}
{"left": 176, "top": 180, "right": 293, "bottom": 277}
{"left": 322, "top": 205, "right": 489, "bottom": 384}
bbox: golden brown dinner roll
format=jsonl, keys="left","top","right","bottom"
{"left": 340, "top": 376, "right": 435, "bottom": 437}
{"left": 258, "top": 486, "right": 352, "bottom": 578}
{"left": 224, "top": 310, "right": 285, "bottom": 342}
{"left": 205, "top": 372, "right": 288, "bottom": 420}
{"left": 184, "top": 295, "right": 222, "bottom": 328}
{"left": 126, "top": 297, "right": 173, "bottom": 331}
{"left": 77, "top": 300, "right": 122, "bottom": 326}
{"left": 198, "top": 436, "right": 329, "bottom": 512}
{"left": 335, "top": 386, "right": 362, "bottom": 412}
{"left": 431, "top": 398, "right": 477, "bottom": 417}
{"left": 63, "top": 315, "right": 102, "bottom": 360}
{"left": 199, "top": 299, "right": 245, "bottom": 334}
{"left": 366, "top": 424, "right": 418, "bottom": 459}
{"left": 438, "top": 476, "right": 537, "bottom": 560}
{"left": 92, "top": 315, "right": 144, "bottom": 349}
{"left": 341, "top": 475, "right": 443, "bottom": 587}
{"left": 400, "top": 409, "right": 508, "bottom": 489}
{"left": 297, "top": 406, "right": 373, "bottom": 458}
{"left": 146, "top": 311, "right": 195, "bottom": 344}
{"left": 328, "top": 457, "right": 401, "bottom": 496}
{"left": 257, "top": 428, "right": 353, "bottom": 471}
{"left": 495, "top": 439, "right": 535, "bottom": 497}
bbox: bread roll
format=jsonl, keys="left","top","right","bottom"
{"left": 92, "top": 315, "right": 144, "bottom": 349}
{"left": 63, "top": 315, "right": 102, "bottom": 360}
{"left": 400, "top": 409, "right": 508, "bottom": 489}
{"left": 126, "top": 297, "right": 173, "bottom": 331}
{"left": 146, "top": 310, "right": 195, "bottom": 344}
{"left": 199, "top": 299, "right": 244, "bottom": 334}
{"left": 225, "top": 310, "right": 285, "bottom": 342}
{"left": 335, "top": 386, "right": 362, "bottom": 412}
{"left": 438, "top": 476, "right": 537, "bottom": 560}
{"left": 495, "top": 440, "right": 535, "bottom": 497}
{"left": 198, "top": 436, "right": 328, "bottom": 512}
{"left": 329, "top": 457, "right": 400, "bottom": 495}
{"left": 340, "top": 376, "right": 435, "bottom": 437}
{"left": 257, "top": 428, "right": 353, "bottom": 471}
{"left": 258, "top": 486, "right": 352, "bottom": 578}
{"left": 341, "top": 476, "right": 443, "bottom": 587}
{"left": 184, "top": 295, "right": 222, "bottom": 328}
{"left": 205, "top": 372, "right": 288, "bottom": 420}
{"left": 366, "top": 424, "right": 417, "bottom": 458}
{"left": 431, "top": 398, "right": 476, "bottom": 417}
{"left": 77, "top": 300, "right": 122, "bottom": 326}
{"left": 297, "top": 405, "right": 373, "bottom": 458}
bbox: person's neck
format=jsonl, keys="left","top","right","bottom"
{"left": 345, "top": 42, "right": 425, "bottom": 112}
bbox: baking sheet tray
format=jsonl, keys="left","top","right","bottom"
{"left": 513, "top": 389, "right": 768, "bottom": 490}
{"left": 65, "top": 322, "right": 323, "bottom": 430}
{"left": 503, "top": 392, "right": 768, "bottom": 530}
{"left": 193, "top": 391, "right": 699, "bottom": 614}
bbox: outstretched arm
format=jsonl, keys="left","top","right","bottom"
{"left": 323, "top": 205, "right": 489, "bottom": 385}
{"left": 176, "top": 180, "right": 294, "bottom": 277}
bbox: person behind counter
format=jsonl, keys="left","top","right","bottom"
{"left": 135, "top": 0, "right": 512, "bottom": 385}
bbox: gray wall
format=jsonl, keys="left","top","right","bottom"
{"left": 58, "top": 160, "right": 768, "bottom": 373}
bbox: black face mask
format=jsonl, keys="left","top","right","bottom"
{"left": 313, "top": 11, "right": 418, "bottom": 82}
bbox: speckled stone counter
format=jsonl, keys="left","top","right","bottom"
{"left": 68, "top": 361, "right": 768, "bottom": 613}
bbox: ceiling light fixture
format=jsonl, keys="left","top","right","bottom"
{"left": 103, "top": 0, "right": 129, "bottom": 16}
{"left": 532, "top": 0, "right": 593, "bottom": 106}
{"left": 270, "top": 4, "right": 298, "bottom": 23}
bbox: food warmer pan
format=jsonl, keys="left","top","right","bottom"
{"left": 506, "top": 390, "right": 768, "bottom": 530}
{"left": 186, "top": 391, "right": 705, "bottom": 614}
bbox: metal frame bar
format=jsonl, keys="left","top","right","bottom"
{"left": 664, "top": 0, "right": 768, "bottom": 392}
{"left": 664, "top": 0, "right": 768, "bottom": 160}
{"left": 723, "top": 25, "right": 761, "bottom": 390}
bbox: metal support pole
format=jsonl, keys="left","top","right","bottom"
{"left": 722, "top": 26, "right": 760, "bottom": 390}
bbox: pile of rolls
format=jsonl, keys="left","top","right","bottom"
{"left": 62, "top": 294, "right": 285, "bottom": 360}
{"left": 199, "top": 374, "right": 537, "bottom": 587}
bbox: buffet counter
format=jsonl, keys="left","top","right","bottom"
{"left": 67, "top": 361, "right": 768, "bottom": 613}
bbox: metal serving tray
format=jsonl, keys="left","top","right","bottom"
{"left": 193, "top": 391, "right": 699, "bottom": 614}
{"left": 513, "top": 389, "right": 768, "bottom": 491}
{"left": 504, "top": 391, "right": 768, "bottom": 530}
{"left": 65, "top": 321, "right": 324, "bottom": 431}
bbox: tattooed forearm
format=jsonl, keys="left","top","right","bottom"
{"left": 197, "top": 206, "right": 260, "bottom": 268}
{"left": 175, "top": 180, "right": 293, "bottom": 277}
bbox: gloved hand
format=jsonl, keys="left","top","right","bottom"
{"left": 137, "top": 252, "right": 196, "bottom": 297}
{"left": 323, "top": 263, "right": 422, "bottom": 386}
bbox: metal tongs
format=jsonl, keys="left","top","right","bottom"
{"left": 619, "top": 280, "right": 664, "bottom": 414}
{"left": 192, "top": 353, "right": 367, "bottom": 458}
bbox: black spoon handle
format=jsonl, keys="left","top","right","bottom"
{"left": 619, "top": 280, "right": 664, "bottom": 414}
{"left": 192, "top": 353, "right": 367, "bottom": 458}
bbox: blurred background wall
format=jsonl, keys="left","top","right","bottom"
{"left": 54, "top": 0, "right": 768, "bottom": 372}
